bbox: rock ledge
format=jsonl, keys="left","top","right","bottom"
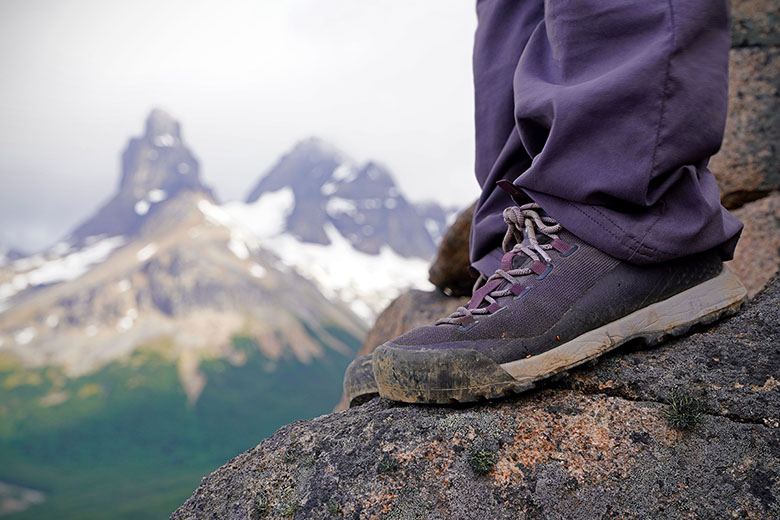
{"left": 172, "top": 276, "right": 779, "bottom": 520}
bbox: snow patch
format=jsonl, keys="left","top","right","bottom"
{"left": 258, "top": 224, "right": 432, "bottom": 322}
{"left": 136, "top": 243, "right": 158, "bottom": 262}
{"left": 117, "top": 308, "right": 137, "bottom": 332}
{"left": 15, "top": 327, "right": 36, "bottom": 345}
{"left": 384, "top": 198, "right": 398, "bottom": 209}
{"left": 46, "top": 314, "right": 59, "bottom": 328}
{"left": 250, "top": 263, "right": 267, "bottom": 278}
{"left": 117, "top": 317, "right": 133, "bottom": 331}
{"left": 222, "top": 188, "right": 295, "bottom": 239}
{"left": 148, "top": 189, "right": 167, "bottom": 202}
{"left": 332, "top": 163, "right": 357, "bottom": 183}
{"left": 134, "top": 200, "right": 150, "bottom": 215}
{"left": 321, "top": 182, "right": 338, "bottom": 196}
{"left": 326, "top": 197, "right": 358, "bottom": 218}
{"left": 2, "top": 237, "right": 125, "bottom": 304}
{"left": 199, "top": 199, "right": 234, "bottom": 228}
{"left": 12, "top": 255, "right": 45, "bottom": 271}
{"left": 154, "top": 134, "right": 176, "bottom": 147}
{"left": 85, "top": 325, "right": 97, "bottom": 337}
{"left": 117, "top": 279, "right": 131, "bottom": 292}
{"left": 425, "top": 219, "right": 440, "bottom": 239}
{"left": 0, "top": 283, "right": 16, "bottom": 300}
{"left": 228, "top": 233, "right": 250, "bottom": 260}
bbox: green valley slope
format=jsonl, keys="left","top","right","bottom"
{"left": 0, "top": 329, "right": 360, "bottom": 520}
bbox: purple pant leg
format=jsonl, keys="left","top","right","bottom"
{"left": 471, "top": 0, "right": 743, "bottom": 275}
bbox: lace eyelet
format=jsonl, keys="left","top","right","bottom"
{"left": 559, "top": 244, "right": 578, "bottom": 258}
{"left": 458, "top": 321, "right": 478, "bottom": 332}
{"left": 531, "top": 262, "right": 554, "bottom": 280}
{"left": 513, "top": 286, "right": 532, "bottom": 300}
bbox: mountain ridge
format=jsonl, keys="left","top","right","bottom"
{"left": 246, "top": 136, "right": 452, "bottom": 259}
{"left": 0, "top": 109, "right": 454, "bottom": 396}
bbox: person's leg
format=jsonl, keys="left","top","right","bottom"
{"left": 372, "top": 0, "right": 748, "bottom": 404}
{"left": 471, "top": 0, "right": 742, "bottom": 275}
{"left": 471, "top": 0, "right": 545, "bottom": 276}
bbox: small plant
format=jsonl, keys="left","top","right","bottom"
{"left": 300, "top": 454, "right": 316, "bottom": 468}
{"left": 275, "top": 486, "right": 299, "bottom": 518}
{"left": 664, "top": 389, "right": 704, "bottom": 429}
{"left": 252, "top": 494, "right": 270, "bottom": 518}
{"left": 283, "top": 446, "right": 297, "bottom": 463}
{"left": 280, "top": 502, "right": 299, "bottom": 518}
{"left": 377, "top": 456, "right": 399, "bottom": 474}
{"left": 469, "top": 447, "right": 497, "bottom": 475}
{"left": 327, "top": 499, "right": 341, "bottom": 515}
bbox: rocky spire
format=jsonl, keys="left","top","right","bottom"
{"left": 68, "top": 109, "right": 214, "bottom": 244}
{"left": 118, "top": 108, "right": 205, "bottom": 199}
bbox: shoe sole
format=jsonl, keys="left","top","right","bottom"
{"left": 373, "top": 265, "right": 747, "bottom": 404}
{"left": 343, "top": 354, "right": 379, "bottom": 407}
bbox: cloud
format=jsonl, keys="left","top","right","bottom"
{"left": 0, "top": 0, "right": 478, "bottom": 252}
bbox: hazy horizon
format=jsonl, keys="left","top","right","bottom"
{"left": 0, "top": 0, "right": 479, "bottom": 253}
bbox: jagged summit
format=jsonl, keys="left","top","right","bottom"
{"left": 245, "top": 137, "right": 448, "bottom": 259}
{"left": 68, "top": 109, "right": 214, "bottom": 245}
{"left": 144, "top": 108, "right": 182, "bottom": 141}
{"left": 118, "top": 108, "right": 209, "bottom": 203}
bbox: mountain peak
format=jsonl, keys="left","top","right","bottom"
{"left": 244, "top": 138, "right": 446, "bottom": 259}
{"left": 144, "top": 108, "right": 182, "bottom": 144}
{"left": 119, "top": 108, "right": 202, "bottom": 196}
{"left": 68, "top": 109, "right": 214, "bottom": 245}
{"left": 291, "top": 136, "right": 344, "bottom": 159}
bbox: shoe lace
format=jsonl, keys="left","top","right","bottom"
{"left": 436, "top": 203, "right": 567, "bottom": 327}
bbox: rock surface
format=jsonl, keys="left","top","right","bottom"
{"left": 427, "top": 202, "right": 476, "bottom": 297}
{"left": 728, "top": 191, "right": 780, "bottom": 297}
{"left": 712, "top": 46, "right": 779, "bottom": 208}
{"left": 730, "top": 0, "right": 780, "bottom": 47}
{"left": 171, "top": 277, "right": 780, "bottom": 520}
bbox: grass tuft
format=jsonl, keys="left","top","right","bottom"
{"left": 468, "top": 447, "right": 496, "bottom": 475}
{"left": 664, "top": 388, "right": 704, "bottom": 429}
{"left": 252, "top": 494, "right": 269, "bottom": 518}
{"left": 327, "top": 499, "right": 341, "bottom": 515}
{"left": 377, "top": 456, "right": 399, "bottom": 474}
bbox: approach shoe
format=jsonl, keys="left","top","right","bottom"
{"left": 372, "top": 203, "right": 747, "bottom": 404}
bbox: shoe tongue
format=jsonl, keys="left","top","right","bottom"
{"left": 501, "top": 249, "right": 532, "bottom": 271}
{"left": 502, "top": 230, "right": 550, "bottom": 271}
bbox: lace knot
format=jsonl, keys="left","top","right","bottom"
{"left": 435, "top": 203, "right": 567, "bottom": 327}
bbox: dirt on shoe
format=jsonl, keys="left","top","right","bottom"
{"left": 372, "top": 203, "right": 747, "bottom": 404}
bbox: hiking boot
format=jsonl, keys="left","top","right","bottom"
{"left": 343, "top": 354, "right": 379, "bottom": 407}
{"left": 372, "top": 203, "right": 747, "bottom": 404}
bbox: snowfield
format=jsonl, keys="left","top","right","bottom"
{"left": 205, "top": 190, "right": 434, "bottom": 323}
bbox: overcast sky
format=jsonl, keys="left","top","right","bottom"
{"left": 0, "top": 0, "right": 479, "bottom": 253}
